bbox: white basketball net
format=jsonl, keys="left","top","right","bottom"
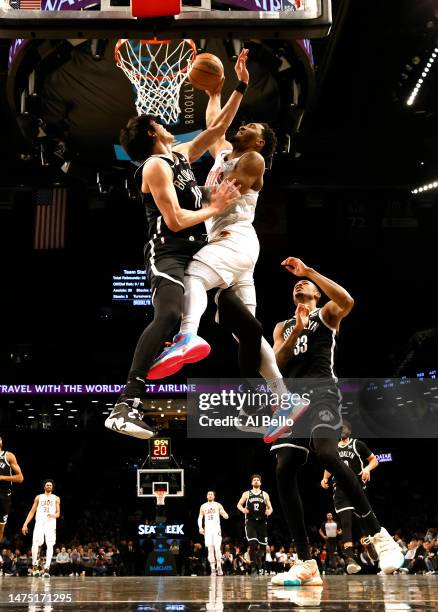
{"left": 115, "top": 39, "right": 196, "bottom": 125}
{"left": 155, "top": 491, "right": 167, "bottom": 506}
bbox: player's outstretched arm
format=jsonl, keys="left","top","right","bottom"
{"left": 237, "top": 491, "right": 249, "bottom": 514}
{"left": 174, "top": 49, "right": 249, "bottom": 163}
{"left": 2, "top": 452, "right": 24, "bottom": 483}
{"left": 281, "top": 257, "right": 354, "bottom": 330}
{"left": 142, "top": 159, "right": 240, "bottom": 231}
{"left": 22, "top": 496, "right": 39, "bottom": 534}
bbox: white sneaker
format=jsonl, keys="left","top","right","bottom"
{"left": 271, "top": 559, "right": 322, "bottom": 586}
{"left": 217, "top": 567, "right": 223, "bottom": 576}
{"left": 365, "top": 528, "right": 404, "bottom": 574}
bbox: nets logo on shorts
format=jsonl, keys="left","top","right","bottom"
{"left": 319, "top": 409, "right": 334, "bottom": 423}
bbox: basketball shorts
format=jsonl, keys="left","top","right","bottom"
{"left": 0, "top": 490, "right": 12, "bottom": 524}
{"left": 144, "top": 235, "right": 206, "bottom": 297}
{"left": 334, "top": 485, "right": 367, "bottom": 514}
{"left": 270, "top": 385, "right": 343, "bottom": 455}
{"left": 204, "top": 530, "right": 222, "bottom": 547}
{"left": 190, "top": 228, "right": 259, "bottom": 290}
{"left": 245, "top": 519, "right": 268, "bottom": 545}
{"left": 32, "top": 522, "right": 56, "bottom": 547}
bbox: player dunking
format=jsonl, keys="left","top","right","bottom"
{"left": 237, "top": 475, "right": 273, "bottom": 575}
{"left": 198, "top": 490, "right": 229, "bottom": 576}
{"left": 270, "top": 257, "right": 403, "bottom": 588}
{"left": 104, "top": 51, "right": 250, "bottom": 439}
{"left": 0, "top": 435, "right": 24, "bottom": 543}
{"left": 321, "top": 419, "right": 379, "bottom": 574}
{"left": 22, "top": 480, "right": 60, "bottom": 577}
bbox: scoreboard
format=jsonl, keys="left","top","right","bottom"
{"left": 150, "top": 438, "right": 171, "bottom": 462}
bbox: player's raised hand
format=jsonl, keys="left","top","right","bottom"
{"left": 210, "top": 178, "right": 241, "bottom": 215}
{"left": 294, "top": 303, "right": 310, "bottom": 331}
{"left": 206, "top": 76, "right": 225, "bottom": 97}
{"left": 281, "top": 257, "right": 310, "bottom": 277}
{"left": 234, "top": 48, "right": 249, "bottom": 84}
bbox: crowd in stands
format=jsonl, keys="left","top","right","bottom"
{"left": 1, "top": 528, "right": 437, "bottom": 577}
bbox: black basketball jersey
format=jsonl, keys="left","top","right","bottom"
{"left": 0, "top": 451, "right": 12, "bottom": 492}
{"left": 135, "top": 152, "right": 205, "bottom": 243}
{"left": 246, "top": 489, "right": 266, "bottom": 521}
{"left": 281, "top": 307, "right": 337, "bottom": 379}
{"left": 334, "top": 438, "right": 372, "bottom": 490}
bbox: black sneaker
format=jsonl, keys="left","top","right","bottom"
{"left": 105, "top": 397, "right": 155, "bottom": 439}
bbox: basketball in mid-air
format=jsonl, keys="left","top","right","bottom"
{"left": 188, "top": 53, "right": 224, "bottom": 92}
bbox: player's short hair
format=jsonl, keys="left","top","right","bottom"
{"left": 259, "top": 124, "right": 277, "bottom": 161}
{"left": 42, "top": 479, "right": 55, "bottom": 489}
{"left": 120, "top": 114, "right": 159, "bottom": 162}
{"left": 207, "top": 490, "right": 216, "bottom": 495}
{"left": 251, "top": 473, "right": 262, "bottom": 481}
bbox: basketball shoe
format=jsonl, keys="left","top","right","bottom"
{"left": 263, "top": 396, "right": 310, "bottom": 444}
{"left": 363, "top": 527, "right": 404, "bottom": 574}
{"left": 272, "top": 586, "right": 323, "bottom": 606}
{"left": 105, "top": 397, "right": 154, "bottom": 439}
{"left": 345, "top": 554, "right": 361, "bottom": 575}
{"left": 147, "top": 333, "right": 211, "bottom": 380}
{"left": 271, "top": 559, "right": 322, "bottom": 587}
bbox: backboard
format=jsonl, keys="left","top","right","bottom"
{"left": 0, "top": 0, "right": 332, "bottom": 39}
{"left": 137, "top": 468, "right": 184, "bottom": 498}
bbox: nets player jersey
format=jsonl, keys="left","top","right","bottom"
{"left": 246, "top": 489, "right": 266, "bottom": 521}
{"left": 205, "top": 148, "right": 259, "bottom": 240}
{"left": 0, "top": 451, "right": 12, "bottom": 493}
{"left": 136, "top": 152, "right": 205, "bottom": 242}
{"left": 201, "top": 502, "right": 222, "bottom": 534}
{"left": 334, "top": 439, "right": 372, "bottom": 490}
{"left": 281, "top": 307, "right": 337, "bottom": 380}
{"left": 35, "top": 494, "right": 57, "bottom": 525}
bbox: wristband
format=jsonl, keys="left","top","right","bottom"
{"left": 235, "top": 80, "right": 248, "bottom": 94}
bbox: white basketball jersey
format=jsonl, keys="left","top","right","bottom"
{"left": 201, "top": 502, "right": 221, "bottom": 533}
{"left": 205, "top": 149, "right": 259, "bottom": 240}
{"left": 35, "top": 494, "right": 57, "bottom": 525}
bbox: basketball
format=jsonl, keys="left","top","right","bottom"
{"left": 188, "top": 53, "right": 224, "bottom": 92}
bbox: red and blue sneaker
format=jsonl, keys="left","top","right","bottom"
{"left": 263, "top": 396, "right": 310, "bottom": 444}
{"left": 147, "top": 333, "right": 211, "bottom": 380}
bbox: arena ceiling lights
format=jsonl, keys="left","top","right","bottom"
{"left": 411, "top": 179, "right": 438, "bottom": 195}
{"left": 406, "top": 47, "right": 437, "bottom": 106}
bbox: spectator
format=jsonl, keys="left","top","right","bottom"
{"left": 169, "top": 540, "right": 181, "bottom": 575}
{"left": 188, "top": 543, "right": 205, "bottom": 576}
{"left": 69, "top": 546, "right": 84, "bottom": 577}
{"left": 222, "top": 544, "right": 233, "bottom": 575}
{"left": 55, "top": 547, "right": 71, "bottom": 576}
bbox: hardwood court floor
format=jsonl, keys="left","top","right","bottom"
{"left": 1, "top": 575, "right": 438, "bottom": 610}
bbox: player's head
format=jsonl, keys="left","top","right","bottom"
{"left": 230, "top": 123, "right": 277, "bottom": 160}
{"left": 251, "top": 474, "right": 262, "bottom": 488}
{"left": 206, "top": 490, "right": 215, "bottom": 501}
{"left": 341, "top": 420, "right": 352, "bottom": 440}
{"left": 293, "top": 279, "right": 321, "bottom": 306}
{"left": 43, "top": 479, "right": 55, "bottom": 493}
{"left": 327, "top": 512, "right": 333, "bottom": 520}
{"left": 120, "top": 115, "right": 174, "bottom": 161}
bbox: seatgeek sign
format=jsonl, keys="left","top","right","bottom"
{"left": 138, "top": 524, "right": 184, "bottom": 536}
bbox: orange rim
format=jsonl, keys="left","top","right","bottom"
{"left": 115, "top": 38, "right": 197, "bottom": 81}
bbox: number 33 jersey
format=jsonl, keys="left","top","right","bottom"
{"left": 281, "top": 307, "right": 338, "bottom": 380}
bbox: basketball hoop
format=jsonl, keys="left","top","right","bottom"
{"left": 154, "top": 489, "right": 167, "bottom": 506}
{"left": 115, "top": 39, "right": 197, "bottom": 125}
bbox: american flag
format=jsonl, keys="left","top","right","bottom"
{"left": 34, "top": 187, "right": 67, "bottom": 250}
{"left": 17, "top": 0, "right": 41, "bottom": 8}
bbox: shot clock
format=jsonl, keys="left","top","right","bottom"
{"left": 150, "top": 438, "right": 171, "bottom": 462}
